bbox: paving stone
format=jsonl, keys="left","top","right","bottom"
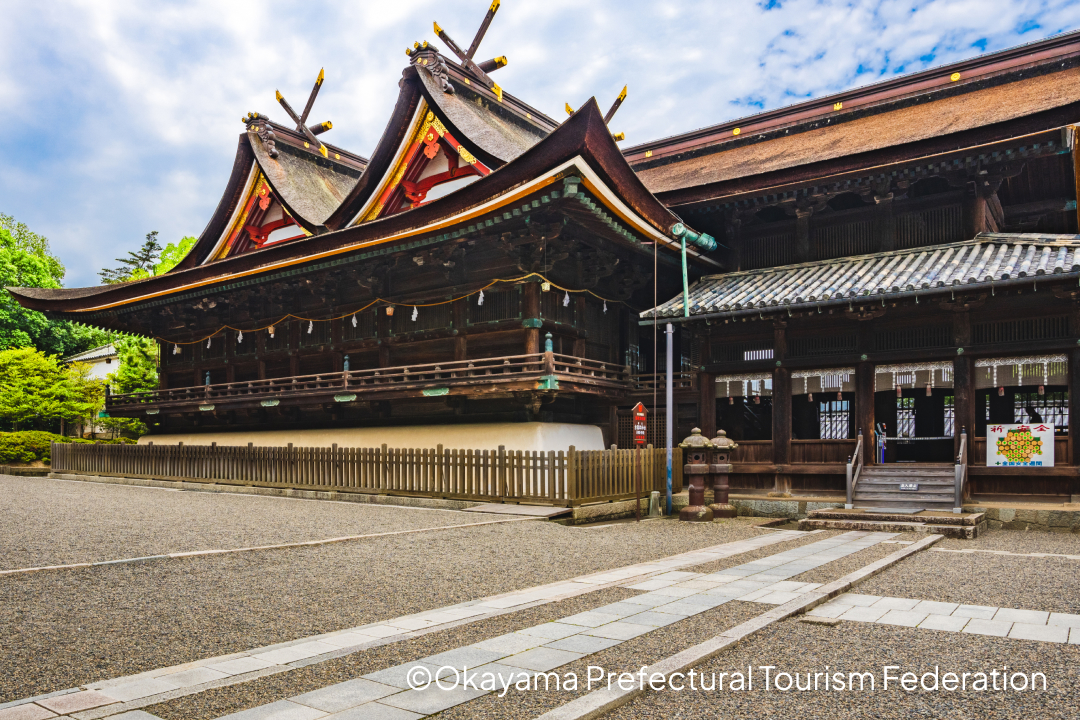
{"left": 377, "top": 684, "right": 487, "bottom": 715}
{"left": 592, "top": 602, "right": 655, "bottom": 618}
{"left": 462, "top": 662, "right": 537, "bottom": 687}
{"left": 319, "top": 633, "right": 382, "bottom": 649}
{"left": 205, "top": 656, "right": 278, "bottom": 675}
{"left": 831, "top": 594, "right": 882, "bottom": 607}
{"left": 252, "top": 641, "right": 339, "bottom": 665}
{"left": 349, "top": 626, "right": 405, "bottom": 640}
{"left": 516, "top": 622, "right": 584, "bottom": 641}
{"left": 875, "top": 610, "right": 929, "bottom": 628}
{"left": 543, "top": 635, "right": 623, "bottom": 654}
{"left": 918, "top": 614, "right": 970, "bottom": 632}
{"left": 806, "top": 603, "right": 848, "bottom": 619}
{"left": 1070, "top": 628, "right": 1080, "bottom": 645}
{"left": 703, "top": 585, "right": 757, "bottom": 599}
{"left": 672, "top": 580, "right": 723, "bottom": 590}
{"left": 108, "top": 712, "right": 166, "bottom": 720}
{"left": 963, "top": 619, "right": 1014, "bottom": 637}
{"left": 470, "top": 633, "right": 547, "bottom": 656}
{"left": 217, "top": 700, "right": 327, "bottom": 720}
{"left": 361, "top": 662, "right": 454, "bottom": 690}
{"left": 871, "top": 597, "right": 920, "bottom": 611}
{"left": 558, "top": 611, "right": 625, "bottom": 628}
{"left": 650, "top": 571, "right": 701, "bottom": 581}
{"left": 620, "top": 611, "right": 685, "bottom": 627}
{"left": 1049, "top": 612, "right": 1080, "bottom": 628}
{"left": 648, "top": 586, "right": 701, "bottom": 598}
{"left": 0, "top": 704, "right": 56, "bottom": 720}
{"left": 754, "top": 591, "right": 804, "bottom": 605}
{"left": 291, "top": 678, "right": 401, "bottom": 713}
{"left": 951, "top": 604, "right": 999, "bottom": 620}
{"left": 382, "top": 617, "right": 437, "bottom": 631}
{"left": 322, "top": 704, "right": 421, "bottom": 720}
{"left": 584, "top": 622, "right": 654, "bottom": 641}
{"left": 838, "top": 606, "right": 889, "bottom": 623}
{"left": 993, "top": 608, "right": 1050, "bottom": 625}
{"left": 37, "top": 691, "right": 118, "bottom": 714}
{"left": 500, "top": 647, "right": 586, "bottom": 672}
{"left": 621, "top": 580, "right": 678, "bottom": 591}
{"left": 738, "top": 589, "right": 773, "bottom": 602}
{"left": 422, "top": 646, "right": 505, "bottom": 669}
{"left": 1009, "top": 623, "right": 1070, "bottom": 643}
{"left": 911, "top": 600, "right": 960, "bottom": 616}
{"left": 158, "top": 666, "right": 229, "bottom": 687}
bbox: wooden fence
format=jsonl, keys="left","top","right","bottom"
{"left": 50, "top": 442, "right": 683, "bottom": 507}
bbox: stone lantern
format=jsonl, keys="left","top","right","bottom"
{"left": 679, "top": 428, "right": 713, "bottom": 522}
{"left": 709, "top": 429, "right": 738, "bottom": 518}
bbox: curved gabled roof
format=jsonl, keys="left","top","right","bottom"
{"left": 325, "top": 47, "right": 556, "bottom": 230}
{"left": 175, "top": 123, "right": 367, "bottom": 270}
{"left": 8, "top": 100, "right": 706, "bottom": 321}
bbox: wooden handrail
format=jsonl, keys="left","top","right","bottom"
{"left": 846, "top": 428, "right": 863, "bottom": 509}
{"left": 954, "top": 427, "right": 968, "bottom": 514}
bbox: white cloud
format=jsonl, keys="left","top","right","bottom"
{"left": 1, "top": 0, "right": 1078, "bottom": 286}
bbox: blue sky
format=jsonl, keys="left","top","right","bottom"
{"left": 2, "top": 0, "right": 1079, "bottom": 287}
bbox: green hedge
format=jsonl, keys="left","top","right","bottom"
{"left": 0, "top": 432, "right": 134, "bottom": 465}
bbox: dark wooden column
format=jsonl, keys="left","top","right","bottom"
{"left": 795, "top": 208, "right": 813, "bottom": 262}
{"left": 699, "top": 372, "right": 716, "bottom": 438}
{"left": 453, "top": 298, "right": 468, "bottom": 361}
{"left": 953, "top": 312, "right": 973, "bottom": 458}
{"left": 856, "top": 361, "right": 875, "bottom": 464}
{"left": 1069, "top": 349, "right": 1080, "bottom": 495}
{"left": 772, "top": 319, "right": 790, "bottom": 492}
{"left": 873, "top": 191, "right": 896, "bottom": 252}
{"left": 523, "top": 281, "right": 541, "bottom": 355}
{"left": 726, "top": 212, "right": 744, "bottom": 271}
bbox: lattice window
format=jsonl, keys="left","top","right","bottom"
{"left": 541, "top": 291, "right": 575, "bottom": 325}
{"left": 1014, "top": 391, "right": 1069, "bottom": 429}
{"left": 743, "top": 231, "right": 796, "bottom": 269}
{"left": 818, "top": 399, "right": 851, "bottom": 439}
{"left": 341, "top": 310, "right": 377, "bottom": 342}
{"left": 392, "top": 302, "right": 452, "bottom": 334}
{"left": 896, "top": 205, "right": 963, "bottom": 249}
{"left": 300, "top": 320, "right": 332, "bottom": 347}
{"left": 789, "top": 334, "right": 858, "bottom": 358}
{"left": 712, "top": 341, "right": 774, "bottom": 363}
{"left": 972, "top": 316, "right": 1070, "bottom": 345}
{"left": 469, "top": 289, "right": 520, "bottom": 324}
{"left": 815, "top": 220, "right": 874, "bottom": 260}
{"left": 896, "top": 397, "right": 915, "bottom": 437}
{"left": 232, "top": 330, "right": 255, "bottom": 356}
{"left": 617, "top": 411, "right": 667, "bottom": 448}
{"left": 874, "top": 324, "right": 952, "bottom": 351}
{"left": 203, "top": 335, "right": 225, "bottom": 360}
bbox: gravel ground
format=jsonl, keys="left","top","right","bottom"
{"left": 0, "top": 516, "right": 778, "bottom": 701}
{"left": 610, "top": 617, "right": 1080, "bottom": 719}
{"left": 789, "top": 542, "right": 900, "bottom": 585}
{"left": 860, "top": 549, "right": 1080, "bottom": 613}
{"left": 937, "top": 527, "right": 1080, "bottom": 554}
{"left": 437, "top": 601, "right": 766, "bottom": 720}
{"left": 0, "top": 475, "right": 486, "bottom": 569}
{"left": 146, "top": 587, "right": 640, "bottom": 720}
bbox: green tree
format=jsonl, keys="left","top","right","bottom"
{"left": 0, "top": 215, "right": 110, "bottom": 357}
{"left": 155, "top": 236, "right": 197, "bottom": 275}
{"left": 0, "top": 348, "right": 102, "bottom": 431}
{"left": 100, "top": 230, "right": 163, "bottom": 284}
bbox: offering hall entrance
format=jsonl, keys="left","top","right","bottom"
{"left": 874, "top": 363, "right": 955, "bottom": 463}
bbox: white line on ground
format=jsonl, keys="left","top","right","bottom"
{"left": 0, "top": 517, "right": 538, "bottom": 578}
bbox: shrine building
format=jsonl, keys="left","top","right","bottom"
{"left": 10, "top": 13, "right": 1080, "bottom": 502}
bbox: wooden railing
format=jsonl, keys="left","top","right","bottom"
{"left": 731, "top": 439, "right": 857, "bottom": 466}
{"left": 630, "top": 372, "right": 697, "bottom": 392}
{"left": 954, "top": 428, "right": 968, "bottom": 513}
{"left": 50, "top": 442, "right": 682, "bottom": 508}
{"left": 846, "top": 430, "right": 864, "bottom": 509}
{"left": 107, "top": 353, "right": 631, "bottom": 411}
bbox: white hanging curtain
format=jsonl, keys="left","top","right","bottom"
{"left": 715, "top": 372, "right": 773, "bottom": 398}
{"left": 974, "top": 354, "right": 1067, "bottom": 389}
{"left": 874, "top": 361, "right": 955, "bottom": 392}
{"left": 791, "top": 368, "right": 855, "bottom": 396}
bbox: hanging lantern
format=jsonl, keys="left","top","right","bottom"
{"left": 386, "top": 306, "right": 395, "bottom": 316}
{"left": 541, "top": 281, "right": 551, "bottom": 292}
{"left": 411, "top": 306, "right": 418, "bottom": 321}
{"left": 1039, "top": 385, "right": 1046, "bottom": 396}
{"left": 728, "top": 396, "right": 734, "bottom": 405}
{"left": 837, "top": 391, "right": 843, "bottom": 401}
{"left": 268, "top": 324, "right": 276, "bottom": 338}
{"left": 172, "top": 344, "right": 179, "bottom": 355}
{"left": 351, "top": 313, "right": 357, "bottom": 328}
{"left": 478, "top": 289, "right": 485, "bottom": 306}
{"left": 998, "top": 386, "right": 1005, "bottom": 397}
{"left": 754, "top": 394, "right": 761, "bottom": 404}
{"left": 808, "top": 393, "right": 813, "bottom": 402}
{"left": 307, "top": 321, "right": 314, "bottom": 334}
{"left": 896, "top": 384, "right": 902, "bottom": 398}
{"left": 925, "top": 383, "right": 931, "bottom": 397}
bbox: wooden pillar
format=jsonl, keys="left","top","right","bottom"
{"left": 699, "top": 371, "right": 716, "bottom": 438}
{"left": 772, "top": 367, "right": 792, "bottom": 493}
{"left": 1069, "top": 349, "right": 1080, "bottom": 499}
{"left": 453, "top": 298, "right": 467, "bottom": 361}
{"left": 856, "top": 361, "right": 875, "bottom": 464}
{"left": 378, "top": 307, "right": 391, "bottom": 367}
{"left": 873, "top": 192, "right": 895, "bottom": 252}
{"left": 523, "top": 281, "right": 541, "bottom": 355}
{"left": 726, "top": 212, "right": 744, "bottom": 271}
{"left": 454, "top": 336, "right": 467, "bottom": 362}
{"left": 795, "top": 208, "right": 813, "bottom": 262}
{"left": 953, "top": 355, "right": 974, "bottom": 459}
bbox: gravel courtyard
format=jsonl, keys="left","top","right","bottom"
{"left": 3, "top": 474, "right": 1079, "bottom": 720}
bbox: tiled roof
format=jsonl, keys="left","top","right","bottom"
{"left": 645, "top": 234, "right": 1080, "bottom": 320}
{"left": 63, "top": 343, "right": 116, "bottom": 363}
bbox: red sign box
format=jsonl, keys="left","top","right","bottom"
{"left": 632, "top": 402, "right": 648, "bottom": 446}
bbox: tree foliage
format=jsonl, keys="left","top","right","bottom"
{"left": 0, "top": 214, "right": 110, "bottom": 357}
{"left": 0, "top": 348, "right": 102, "bottom": 431}
{"left": 100, "top": 230, "right": 163, "bottom": 284}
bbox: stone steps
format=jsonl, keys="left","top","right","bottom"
{"left": 798, "top": 510, "right": 985, "bottom": 539}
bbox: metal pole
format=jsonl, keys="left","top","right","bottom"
{"left": 681, "top": 236, "right": 690, "bottom": 319}
{"left": 666, "top": 323, "right": 674, "bottom": 515}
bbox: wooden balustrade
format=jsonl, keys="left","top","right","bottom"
{"left": 51, "top": 442, "right": 680, "bottom": 508}
{"left": 731, "top": 439, "right": 857, "bottom": 466}
{"left": 630, "top": 372, "right": 697, "bottom": 392}
{"left": 108, "top": 352, "right": 632, "bottom": 412}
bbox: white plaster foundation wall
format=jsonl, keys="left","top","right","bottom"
{"left": 138, "top": 422, "right": 605, "bottom": 453}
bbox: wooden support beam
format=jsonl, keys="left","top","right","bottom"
{"left": 856, "top": 361, "right": 875, "bottom": 464}
{"left": 523, "top": 281, "right": 540, "bottom": 355}
{"left": 1070, "top": 348, "right": 1080, "bottom": 500}
{"left": 772, "top": 366, "right": 791, "bottom": 494}
{"left": 873, "top": 191, "right": 896, "bottom": 252}
{"left": 699, "top": 371, "right": 716, "bottom": 438}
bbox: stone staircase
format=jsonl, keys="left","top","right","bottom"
{"left": 852, "top": 463, "right": 956, "bottom": 511}
{"left": 798, "top": 509, "right": 985, "bottom": 539}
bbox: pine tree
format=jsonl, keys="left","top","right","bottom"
{"left": 99, "top": 231, "right": 163, "bottom": 284}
